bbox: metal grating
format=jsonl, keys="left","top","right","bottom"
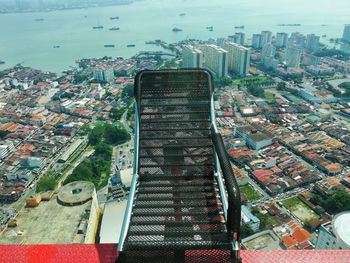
{"left": 119, "top": 70, "right": 233, "bottom": 261}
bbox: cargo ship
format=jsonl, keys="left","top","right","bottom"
{"left": 127, "top": 44, "right": 136, "bottom": 47}
{"left": 109, "top": 27, "right": 120, "bottom": 31}
{"left": 110, "top": 16, "right": 119, "bottom": 20}
{"left": 234, "top": 25, "right": 244, "bottom": 29}
{"left": 93, "top": 25, "right": 104, "bottom": 29}
{"left": 277, "top": 24, "right": 301, "bottom": 26}
{"left": 172, "top": 27, "right": 183, "bottom": 32}
{"left": 104, "top": 44, "right": 115, "bottom": 48}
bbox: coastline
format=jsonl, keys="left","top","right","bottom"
{"left": 0, "top": 1, "right": 133, "bottom": 15}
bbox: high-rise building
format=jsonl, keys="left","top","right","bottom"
{"left": 217, "top": 38, "right": 227, "bottom": 47}
{"left": 92, "top": 66, "right": 115, "bottom": 83}
{"left": 306, "top": 34, "right": 320, "bottom": 53}
{"left": 182, "top": 45, "right": 204, "bottom": 68}
{"left": 289, "top": 32, "right": 306, "bottom": 48}
{"left": 252, "top": 34, "right": 262, "bottom": 49}
{"left": 342, "top": 24, "right": 350, "bottom": 43}
{"left": 203, "top": 45, "right": 228, "bottom": 78}
{"left": 285, "top": 45, "right": 302, "bottom": 68}
{"left": 275, "top": 32, "right": 289, "bottom": 48}
{"left": 234, "top": 32, "right": 246, "bottom": 46}
{"left": 227, "top": 33, "right": 245, "bottom": 46}
{"left": 261, "top": 43, "right": 276, "bottom": 60}
{"left": 261, "top": 43, "right": 277, "bottom": 69}
{"left": 224, "top": 42, "right": 250, "bottom": 76}
{"left": 261, "top": 31, "right": 272, "bottom": 46}
{"left": 316, "top": 212, "right": 350, "bottom": 250}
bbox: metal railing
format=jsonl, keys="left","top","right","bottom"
{"left": 210, "top": 94, "right": 242, "bottom": 262}
{"left": 118, "top": 105, "right": 140, "bottom": 252}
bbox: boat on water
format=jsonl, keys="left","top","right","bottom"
{"left": 127, "top": 44, "right": 136, "bottom": 47}
{"left": 104, "top": 44, "right": 115, "bottom": 48}
{"left": 277, "top": 23, "right": 301, "bottom": 26}
{"left": 234, "top": 25, "right": 244, "bottom": 29}
{"left": 172, "top": 27, "right": 183, "bottom": 32}
{"left": 179, "top": 13, "right": 186, "bottom": 16}
{"left": 109, "top": 27, "right": 120, "bottom": 31}
{"left": 0, "top": 60, "right": 5, "bottom": 65}
{"left": 110, "top": 16, "right": 119, "bottom": 20}
{"left": 93, "top": 26, "right": 104, "bottom": 29}
{"left": 53, "top": 45, "right": 60, "bottom": 48}
{"left": 35, "top": 18, "right": 44, "bottom": 21}
{"left": 206, "top": 26, "right": 214, "bottom": 31}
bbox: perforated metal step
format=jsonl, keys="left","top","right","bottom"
{"left": 120, "top": 69, "right": 235, "bottom": 263}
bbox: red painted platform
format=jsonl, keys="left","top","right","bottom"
{"left": 0, "top": 244, "right": 349, "bottom": 263}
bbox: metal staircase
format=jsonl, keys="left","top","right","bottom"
{"left": 118, "top": 69, "right": 241, "bottom": 263}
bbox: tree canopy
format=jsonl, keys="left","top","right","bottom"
{"left": 311, "top": 190, "right": 350, "bottom": 214}
{"left": 248, "top": 85, "right": 265, "bottom": 98}
{"left": 36, "top": 175, "right": 57, "bottom": 193}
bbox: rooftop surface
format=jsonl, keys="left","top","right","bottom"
{"left": 333, "top": 211, "right": 350, "bottom": 246}
{"left": 0, "top": 195, "right": 91, "bottom": 244}
{"left": 242, "top": 230, "right": 283, "bottom": 250}
{"left": 58, "top": 181, "right": 95, "bottom": 205}
{"left": 99, "top": 200, "right": 127, "bottom": 244}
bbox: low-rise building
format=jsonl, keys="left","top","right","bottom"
{"left": 241, "top": 205, "right": 260, "bottom": 232}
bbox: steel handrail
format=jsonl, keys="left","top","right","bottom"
{"left": 118, "top": 105, "right": 140, "bottom": 252}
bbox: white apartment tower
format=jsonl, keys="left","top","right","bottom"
{"left": 342, "top": 24, "right": 350, "bottom": 42}
{"left": 203, "top": 45, "right": 228, "bottom": 78}
{"left": 252, "top": 34, "right": 262, "bottom": 49}
{"left": 306, "top": 34, "right": 320, "bottom": 53}
{"left": 275, "top": 32, "right": 289, "bottom": 48}
{"left": 224, "top": 42, "right": 251, "bottom": 76}
{"left": 182, "top": 45, "right": 204, "bottom": 68}
{"left": 285, "top": 45, "right": 302, "bottom": 68}
{"left": 261, "top": 31, "right": 272, "bottom": 46}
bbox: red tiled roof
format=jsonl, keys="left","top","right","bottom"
{"left": 282, "top": 235, "right": 298, "bottom": 248}
{"left": 252, "top": 170, "right": 274, "bottom": 177}
{"left": 292, "top": 228, "right": 311, "bottom": 243}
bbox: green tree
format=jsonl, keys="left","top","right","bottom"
{"left": 95, "top": 141, "right": 112, "bottom": 159}
{"left": 110, "top": 107, "right": 125, "bottom": 120}
{"left": 73, "top": 73, "right": 89, "bottom": 84}
{"left": 122, "top": 84, "right": 134, "bottom": 98}
{"left": 248, "top": 85, "right": 265, "bottom": 98}
{"left": 276, "top": 82, "right": 286, "bottom": 91}
{"left": 311, "top": 190, "right": 350, "bottom": 214}
{"left": 0, "top": 130, "right": 9, "bottom": 139}
{"left": 88, "top": 123, "right": 104, "bottom": 145}
{"left": 36, "top": 175, "right": 57, "bottom": 193}
{"left": 104, "top": 122, "right": 130, "bottom": 145}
